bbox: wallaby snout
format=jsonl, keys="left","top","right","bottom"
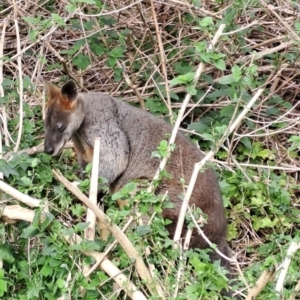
{"left": 44, "top": 143, "right": 54, "bottom": 155}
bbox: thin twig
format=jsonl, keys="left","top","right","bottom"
{"left": 149, "top": 0, "right": 172, "bottom": 121}
{"left": 13, "top": 5, "right": 23, "bottom": 152}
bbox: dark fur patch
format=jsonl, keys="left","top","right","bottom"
{"left": 61, "top": 81, "right": 78, "bottom": 101}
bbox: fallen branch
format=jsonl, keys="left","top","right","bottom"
{"left": 84, "top": 137, "right": 101, "bottom": 242}
{"left": 275, "top": 241, "right": 300, "bottom": 294}
{"left": 246, "top": 269, "right": 275, "bottom": 300}
{"left": 0, "top": 179, "right": 45, "bottom": 209}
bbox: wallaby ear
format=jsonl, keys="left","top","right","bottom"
{"left": 61, "top": 80, "right": 78, "bottom": 101}
{"left": 43, "top": 79, "right": 60, "bottom": 99}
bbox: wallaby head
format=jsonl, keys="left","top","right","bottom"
{"left": 43, "top": 80, "right": 85, "bottom": 156}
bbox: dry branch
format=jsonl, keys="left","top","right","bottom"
{"left": 0, "top": 179, "right": 45, "bottom": 208}
{"left": 246, "top": 269, "right": 275, "bottom": 300}
{"left": 275, "top": 241, "right": 300, "bottom": 294}
{"left": 84, "top": 137, "right": 101, "bottom": 241}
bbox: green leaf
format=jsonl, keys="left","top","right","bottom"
{"left": 29, "top": 29, "right": 39, "bottom": 42}
{"left": 28, "top": 281, "right": 43, "bottom": 297}
{"left": 170, "top": 72, "right": 195, "bottom": 86}
{"left": 258, "top": 149, "right": 274, "bottom": 159}
{"left": 20, "top": 176, "right": 32, "bottom": 186}
{"left": 218, "top": 75, "right": 235, "bottom": 85}
{"left": 0, "top": 278, "right": 7, "bottom": 297}
{"left": 107, "top": 57, "right": 116, "bottom": 67}
{"left": 202, "top": 133, "right": 214, "bottom": 142}
{"left": 200, "top": 52, "right": 211, "bottom": 63}
{"left": 288, "top": 136, "right": 300, "bottom": 143}
{"left": 174, "top": 62, "right": 194, "bottom": 75}
{"left": 40, "top": 213, "right": 54, "bottom": 231}
{"left": 199, "top": 16, "right": 214, "bottom": 27}
{"left": 51, "top": 13, "right": 65, "bottom": 26}
{"left": 79, "top": 0, "right": 96, "bottom": 3}
{"left": 74, "top": 222, "right": 90, "bottom": 232}
{"left": 169, "top": 77, "right": 184, "bottom": 86}
{"left": 188, "top": 121, "right": 209, "bottom": 134}
{"left": 213, "top": 59, "right": 226, "bottom": 70}
{"left": 42, "top": 245, "right": 57, "bottom": 255}
{"left": 194, "top": 41, "right": 207, "bottom": 53}
{"left": 40, "top": 264, "right": 53, "bottom": 277}
{"left": 31, "top": 157, "right": 38, "bottom": 168}
{"left": 112, "top": 191, "right": 124, "bottom": 200}
{"left": 253, "top": 217, "right": 277, "bottom": 231}
{"left": 232, "top": 65, "right": 242, "bottom": 78}
{"left": 90, "top": 39, "right": 105, "bottom": 56}
{"left": 62, "top": 227, "right": 75, "bottom": 236}
{"left": 266, "top": 107, "right": 280, "bottom": 116}
{"left": 23, "top": 16, "right": 40, "bottom": 25}
{"left": 187, "top": 85, "right": 197, "bottom": 95}
{"left": 220, "top": 105, "right": 235, "bottom": 117}
{"left": 123, "top": 182, "right": 136, "bottom": 194}
{"left": 157, "top": 140, "right": 169, "bottom": 157}
{"left": 72, "top": 53, "right": 91, "bottom": 70}
{"left": 0, "top": 159, "right": 19, "bottom": 177}
{"left": 21, "top": 225, "right": 39, "bottom": 238}
{"left": 136, "top": 225, "right": 152, "bottom": 236}
{"left": 109, "top": 46, "right": 124, "bottom": 58}
{"left": 0, "top": 244, "right": 14, "bottom": 263}
{"left": 83, "top": 240, "right": 101, "bottom": 251}
{"left": 295, "top": 21, "right": 300, "bottom": 31}
{"left": 240, "top": 137, "right": 252, "bottom": 149}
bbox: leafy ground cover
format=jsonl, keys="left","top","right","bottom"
{"left": 0, "top": 0, "right": 300, "bottom": 299}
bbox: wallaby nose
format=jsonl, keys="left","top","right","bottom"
{"left": 44, "top": 145, "right": 54, "bottom": 155}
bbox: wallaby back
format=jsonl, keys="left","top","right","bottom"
{"left": 44, "top": 80, "right": 232, "bottom": 291}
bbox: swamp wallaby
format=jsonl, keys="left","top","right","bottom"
{"left": 43, "top": 80, "right": 234, "bottom": 296}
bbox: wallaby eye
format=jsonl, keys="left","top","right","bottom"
{"left": 57, "top": 122, "right": 65, "bottom": 132}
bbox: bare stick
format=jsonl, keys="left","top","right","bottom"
{"left": 187, "top": 206, "right": 235, "bottom": 262}
{"left": 149, "top": 0, "right": 172, "bottom": 121}
{"left": 82, "top": 137, "right": 101, "bottom": 284}
{"left": 84, "top": 137, "right": 101, "bottom": 241}
{"left": 52, "top": 169, "right": 165, "bottom": 298}
{"left": 4, "top": 141, "right": 74, "bottom": 161}
{"left": 13, "top": 6, "right": 24, "bottom": 152}
{"left": 84, "top": 216, "right": 134, "bottom": 277}
{"left": 246, "top": 269, "right": 275, "bottom": 300}
{"left": 288, "top": 279, "right": 300, "bottom": 300}
{"left": 0, "top": 18, "right": 9, "bottom": 148}
{"left": 1, "top": 205, "right": 36, "bottom": 223}
{"left": 0, "top": 179, "right": 44, "bottom": 208}
{"left": 275, "top": 241, "right": 300, "bottom": 294}
{"left": 173, "top": 88, "right": 264, "bottom": 249}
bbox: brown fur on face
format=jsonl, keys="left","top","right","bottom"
{"left": 43, "top": 81, "right": 85, "bottom": 156}
{"left": 43, "top": 80, "right": 235, "bottom": 297}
